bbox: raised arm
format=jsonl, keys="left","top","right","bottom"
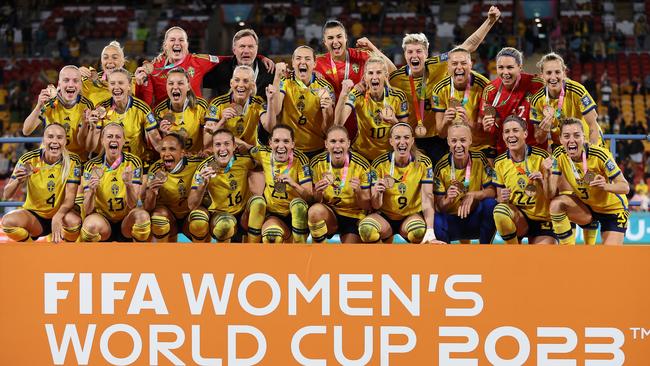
{"left": 458, "top": 6, "right": 501, "bottom": 52}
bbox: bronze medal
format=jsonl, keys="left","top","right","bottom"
{"left": 23, "top": 162, "right": 35, "bottom": 175}
{"left": 543, "top": 105, "right": 554, "bottom": 118}
{"left": 231, "top": 103, "right": 244, "bottom": 115}
{"left": 91, "top": 166, "right": 104, "bottom": 179}
{"left": 275, "top": 180, "right": 287, "bottom": 194}
{"left": 143, "top": 61, "right": 154, "bottom": 75}
{"left": 449, "top": 98, "right": 461, "bottom": 108}
{"left": 414, "top": 123, "right": 427, "bottom": 137}
{"left": 89, "top": 68, "right": 99, "bottom": 82}
{"left": 524, "top": 183, "right": 537, "bottom": 197}
{"left": 96, "top": 106, "right": 107, "bottom": 119}
{"left": 317, "top": 88, "right": 329, "bottom": 99}
{"left": 322, "top": 171, "right": 335, "bottom": 185}
{"left": 162, "top": 112, "right": 176, "bottom": 125}
{"left": 483, "top": 105, "right": 497, "bottom": 118}
{"left": 583, "top": 171, "right": 596, "bottom": 184}
{"left": 384, "top": 176, "right": 396, "bottom": 189}
{"left": 381, "top": 105, "right": 395, "bottom": 121}
{"left": 207, "top": 160, "right": 221, "bottom": 173}
{"left": 46, "top": 84, "right": 57, "bottom": 99}
{"left": 451, "top": 180, "right": 467, "bottom": 194}
{"left": 154, "top": 170, "right": 167, "bottom": 183}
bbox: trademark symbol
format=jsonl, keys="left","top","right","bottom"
{"left": 629, "top": 327, "right": 650, "bottom": 340}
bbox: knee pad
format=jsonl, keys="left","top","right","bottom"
{"left": 405, "top": 219, "right": 427, "bottom": 243}
{"left": 262, "top": 225, "right": 285, "bottom": 243}
{"left": 290, "top": 198, "right": 309, "bottom": 243}
{"left": 358, "top": 218, "right": 381, "bottom": 243}
{"left": 493, "top": 203, "right": 517, "bottom": 242}
{"left": 2, "top": 225, "right": 30, "bottom": 242}
{"left": 131, "top": 221, "right": 151, "bottom": 242}
{"left": 151, "top": 216, "right": 171, "bottom": 239}
{"left": 308, "top": 219, "right": 328, "bottom": 243}
{"left": 188, "top": 210, "right": 210, "bottom": 241}
{"left": 62, "top": 223, "right": 81, "bottom": 242}
{"left": 213, "top": 214, "right": 237, "bottom": 242}
{"left": 80, "top": 226, "right": 101, "bottom": 242}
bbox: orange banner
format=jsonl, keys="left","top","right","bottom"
{"left": 1, "top": 244, "right": 649, "bottom": 365}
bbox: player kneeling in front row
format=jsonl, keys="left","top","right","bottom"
{"left": 188, "top": 129, "right": 259, "bottom": 243}
{"left": 143, "top": 133, "right": 202, "bottom": 242}
{"left": 2, "top": 123, "right": 82, "bottom": 242}
{"left": 359, "top": 123, "right": 442, "bottom": 243}
{"left": 80, "top": 123, "right": 151, "bottom": 242}
{"left": 308, "top": 126, "right": 371, "bottom": 243}
{"left": 549, "top": 117, "right": 630, "bottom": 245}
{"left": 433, "top": 122, "right": 497, "bottom": 243}
{"left": 249, "top": 125, "right": 313, "bottom": 243}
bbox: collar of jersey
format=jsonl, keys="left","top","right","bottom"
{"left": 57, "top": 94, "right": 81, "bottom": 109}
{"left": 228, "top": 91, "right": 253, "bottom": 104}
{"left": 111, "top": 95, "right": 133, "bottom": 112}
{"left": 506, "top": 144, "right": 532, "bottom": 163}
{"left": 293, "top": 72, "right": 316, "bottom": 85}
{"left": 326, "top": 151, "right": 351, "bottom": 164}
{"left": 389, "top": 151, "right": 414, "bottom": 165}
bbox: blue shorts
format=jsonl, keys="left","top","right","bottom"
{"left": 520, "top": 211, "right": 556, "bottom": 240}
{"left": 434, "top": 198, "right": 497, "bottom": 243}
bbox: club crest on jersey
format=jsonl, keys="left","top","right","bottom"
{"left": 47, "top": 180, "right": 55, "bottom": 192}
{"left": 398, "top": 182, "right": 407, "bottom": 195}
{"left": 517, "top": 177, "right": 526, "bottom": 190}
{"left": 111, "top": 184, "right": 119, "bottom": 195}
{"left": 229, "top": 180, "right": 238, "bottom": 191}
{"left": 187, "top": 67, "right": 195, "bottom": 78}
{"left": 352, "top": 63, "right": 360, "bottom": 73}
{"left": 178, "top": 183, "right": 187, "bottom": 198}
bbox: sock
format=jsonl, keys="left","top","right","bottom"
{"left": 582, "top": 222, "right": 599, "bottom": 245}
{"left": 188, "top": 210, "right": 210, "bottom": 242}
{"left": 262, "top": 225, "right": 285, "bottom": 243}
{"left": 405, "top": 218, "right": 427, "bottom": 243}
{"left": 131, "top": 221, "right": 151, "bottom": 242}
{"left": 2, "top": 226, "right": 30, "bottom": 242}
{"left": 151, "top": 215, "right": 171, "bottom": 242}
{"left": 290, "top": 198, "right": 309, "bottom": 243}
{"left": 75, "top": 194, "right": 85, "bottom": 217}
{"left": 247, "top": 196, "right": 266, "bottom": 243}
{"left": 551, "top": 213, "right": 574, "bottom": 245}
{"left": 308, "top": 219, "right": 328, "bottom": 243}
{"left": 213, "top": 214, "right": 237, "bottom": 242}
{"left": 80, "top": 226, "right": 101, "bottom": 242}
{"left": 62, "top": 223, "right": 81, "bottom": 242}
{"left": 493, "top": 203, "right": 518, "bottom": 244}
{"left": 358, "top": 217, "right": 381, "bottom": 243}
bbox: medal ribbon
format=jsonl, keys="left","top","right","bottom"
{"left": 492, "top": 74, "right": 521, "bottom": 107}
{"left": 511, "top": 145, "right": 531, "bottom": 176}
{"left": 329, "top": 50, "right": 350, "bottom": 85}
{"left": 450, "top": 153, "right": 472, "bottom": 189}
{"left": 389, "top": 151, "right": 413, "bottom": 183}
{"left": 155, "top": 55, "right": 188, "bottom": 73}
{"left": 271, "top": 151, "right": 294, "bottom": 180}
{"left": 407, "top": 67, "right": 425, "bottom": 126}
{"left": 450, "top": 73, "right": 472, "bottom": 106}
{"left": 169, "top": 158, "right": 185, "bottom": 174}
{"left": 568, "top": 148, "right": 588, "bottom": 182}
{"left": 328, "top": 152, "right": 349, "bottom": 189}
{"left": 545, "top": 81, "right": 565, "bottom": 118}
{"left": 103, "top": 152, "right": 123, "bottom": 171}
{"left": 231, "top": 93, "right": 251, "bottom": 116}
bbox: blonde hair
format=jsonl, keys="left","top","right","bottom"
{"left": 102, "top": 40, "right": 125, "bottom": 61}
{"left": 232, "top": 65, "right": 257, "bottom": 96}
{"left": 59, "top": 65, "right": 81, "bottom": 79}
{"left": 107, "top": 68, "right": 132, "bottom": 83}
{"left": 43, "top": 123, "right": 71, "bottom": 185}
{"left": 232, "top": 29, "right": 259, "bottom": 47}
{"left": 536, "top": 52, "right": 567, "bottom": 72}
{"left": 161, "top": 26, "right": 188, "bottom": 55}
{"left": 167, "top": 68, "right": 198, "bottom": 108}
{"left": 402, "top": 33, "right": 429, "bottom": 52}
{"left": 364, "top": 55, "right": 390, "bottom": 86}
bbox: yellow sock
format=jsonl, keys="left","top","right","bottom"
{"left": 131, "top": 221, "right": 151, "bottom": 242}
{"left": 262, "top": 225, "right": 285, "bottom": 243}
{"left": 80, "top": 227, "right": 101, "bottom": 242}
{"left": 213, "top": 214, "right": 237, "bottom": 242}
{"left": 358, "top": 218, "right": 381, "bottom": 243}
{"left": 2, "top": 226, "right": 30, "bottom": 242}
{"left": 75, "top": 194, "right": 85, "bottom": 217}
{"left": 493, "top": 203, "right": 518, "bottom": 244}
{"left": 151, "top": 215, "right": 171, "bottom": 242}
{"left": 188, "top": 210, "right": 210, "bottom": 242}
{"left": 405, "top": 219, "right": 427, "bottom": 243}
{"left": 290, "top": 198, "right": 309, "bottom": 243}
{"left": 551, "top": 213, "right": 575, "bottom": 245}
{"left": 246, "top": 196, "right": 266, "bottom": 243}
{"left": 62, "top": 224, "right": 81, "bottom": 242}
{"left": 308, "top": 219, "right": 328, "bottom": 243}
{"left": 583, "top": 224, "right": 598, "bottom": 245}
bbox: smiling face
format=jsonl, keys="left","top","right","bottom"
{"left": 364, "top": 62, "right": 386, "bottom": 94}
{"left": 229, "top": 67, "right": 254, "bottom": 101}
{"left": 404, "top": 43, "right": 427, "bottom": 74}
{"left": 166, "top": 72, "right": 189, "bottom": 105}
{"left": 43, "top": 124, "right": 67, "bottom": 159}
{"left": 108, "top": 72, "right": 130, "bottom": 104}
{"left": 323, "top": 26, "right": 347, "bottom": 58}
{"left": 212, "top": 131, "right": 236, "bottom": 166}
{"left": 541, "top": 59, "right": 565, "bottom": 94}
{"left": 164, "top": 28, "right": 189, "bottom": 63}
{"left": 325, "top": 128, "right": 350, "bottom": 164}
{"left": 496, "top": 55, "right": 521, "bottom": 89}
{"left": 102, "top": 125, "right": 125, "bottom": 159}
{"left": 448, "top": 51, "right": 472, "bottom": 88}
{"left": 447, "top": 125, "right": 472, "bottom": 161}
{"left": 101, "top": 46, "right": 124, "bottom": 75}
{"left": 292, "top": 47, "right": 315, "bottom": 83}
{"left": 502, "top": 120, "right": 528, "bottom": 152}
{"left": 160, "top": 135, "right": 184, "bottom": 171}
{"left": 233, "top": 35, "right": 258, "bottom": 66}
{"left": 269, "top": 127, "right": 295, "bottom": 163}
{"left": 389, "top": 125, "right": 414, "bottom": 159}
{"left": 57, "top": 67, "right": 82, "bottom": 103}
{"left": 560, "top": 123, "right": 585, "bottom": 160}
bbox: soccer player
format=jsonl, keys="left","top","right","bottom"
{"left": 187, "top": 129, "right": 260, "bottom": 243}
{"left": 208, "top": 65, "right": 276, "bottom": 150}
{"left": 530, "top": 52, "right": 603, "bottom": 147}
{"left": 433, "top": 122, "right": 497, "bottom": 243}
{"left": 492, "top": 116, "right": 556, "bottom": 244}
{"left": 273, "top": 46, "right": 335, "bottom": 157}
{"left": 1, "top": 123, "right": 82, "bottom": 242}
{"left": 79, "top": 41, "right": 135, "bottom": 106}
{"left": 334, "top": 56, "right": 409, "bottom": 161}
{"left": 432, "top": 48, "right": 492, "bottom": 158}
{"left": 390, "top": 6, "right": 501, "bottom": 162}
{"left": 90, "top": 69, "right": 163, "bottom": 159}
{"left": 480, "top": 47, "right": 545, "bottom": 155}
{"left": 153, "top": 68, "right": 213, "bottom": 154}
{"left": 143, "top": 133, "right": 203, "bottom": 242}
{"left": 249, "top": 125, "right": 313, "bottom": 243}
{"left": 80, "top": 123, "right": 150, "bottom": 242}
{"left": 358, "top": 123, "right": 441, "bottom": 244}
{"left": 308, "top": 126, "right": 371, "bottom": 243}
{"left": 23, "top": 65, "right": 94, "bottom": 160}
{"left": 549, "top": 117, "right": 630, "bottom": 245}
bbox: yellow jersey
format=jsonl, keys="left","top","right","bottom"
{"left": 431, "top": 70, "right": 490, "bottom": 147}
{"left": 14, "top": 149, "right": 82, "bottom": 219}
{"left": 82, "top": 152, "right": 143, "bottom": 223}
{"left": 279, "top": 74, "right": 335, "bottom": 153}
{"left": 493, "top": 145, "right": 551, "bottom": 221}
{"left": 82, "top": 70, "right": 137, "bottom": 106}
{"left": 552, "top": 144, "right": 628, "bottom": 214}
{"left": 346, "top": 86, "right": 409, "bottom": 161}
{"left": 39, "top": 95, "right": 94, "bottom": 159}
{"left": 389, "top": 53, "right": 449, "bottom": 137}
{"left": 209, "top": 93, "right": 266, "bottom": 146}
{"left": 433, "top": 151, "right": 493, "bottom": 214}
{"left": 191, "top": 154, "right": 256, "bottom": 215}
{"left": 370, "top": 151, "right": 434, "bottom": 220}
{"left": 249, "top": 145, "right": 312, "bottom": 216}
{"left": 309, "top": 151, "right": 371, "bottom": 219}
{"left": 153, "top": 98, "right": 211, "bottom": 153}
{"left": 529, "top": 78, "right": 602, "bottom": 145}
{"left": 148, "top": 156, "right": 202, "bottom": 219}
{"left": 97, "top": 96, "right": 159, "bottom": 158}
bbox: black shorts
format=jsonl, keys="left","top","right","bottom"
{"left": 378, "top": 211, "right": 406, "bottom": 238}
{"left": 520, "top": 211, "right": 556, "bottom": 240}
{"left": 415, "top": 136, "right": 449, "bottom": 165}
{"left": 267, "top": 211, "right": 292, "bottom": 229}
{"left": 589, "top": 209, "right": 629, "bottom": 234}
{"left": 108, "top": 220, "right": 129, "bottom": 242}
{"left": 28, "top": 210, "right": 52, "bottom": 240}
{"left": 329, "top": 213, "right": 361, "bottom": 238}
